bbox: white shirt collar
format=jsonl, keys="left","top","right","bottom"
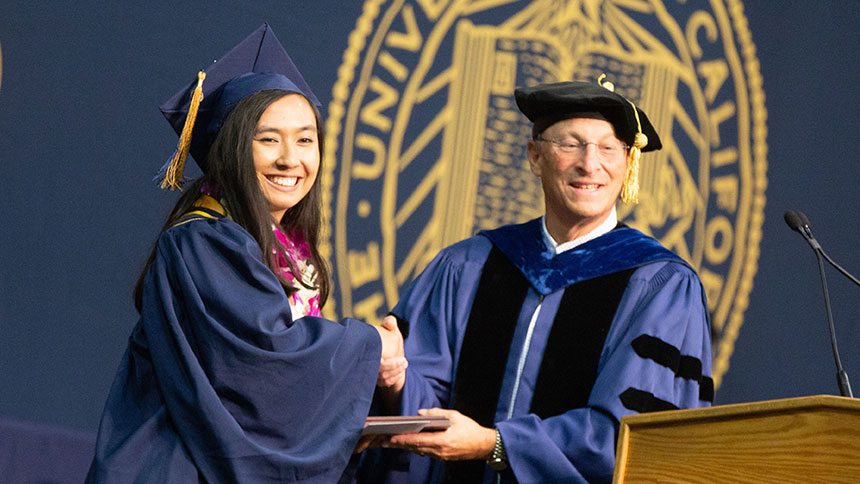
{"left": 541, "top": 206, "right": 618, "bottom": 254}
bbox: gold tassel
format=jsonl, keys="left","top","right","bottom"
{"left": 621, "top": 96, "right": 648, "bottom": 204}
{"left": 160, "top": 71, "right": 206, "bottom": 190}
{"left": 621, "top": 141, "right": 641, "bottom": 203}
{"left": 597, "top": 73, "right": 648, "bottom": 203}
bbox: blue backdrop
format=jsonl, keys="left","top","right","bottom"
{"left": 1, "top": 0, "right": 858, "bottom": 435}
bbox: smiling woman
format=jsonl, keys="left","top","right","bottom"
{"left": 195, "top": 87, "right": 330, "bottom": 314}
{"left": 84, "top": 24, "right": 404, "bottom": 484}
{"left": 252, "top": 94, "right": 321, "bottom": 222}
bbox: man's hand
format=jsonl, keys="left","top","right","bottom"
{"left": 377, "top": 355, "right": 407, "bottom": 389}
{"left": 381, "top": 408, "right": 496, "bottom": 461}
{"left": 374, "top": 315, "right": 407, "bottom": 412}
{"left": 353, "top": 434, "right": 386, "bottom": 454}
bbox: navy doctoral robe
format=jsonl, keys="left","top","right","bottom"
{"left": 86, "top": 209, "right": 381, "bottom": 483}
{"left": 361, "top": 218, "right": 713, "bottom": 484}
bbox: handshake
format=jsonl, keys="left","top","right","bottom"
{"left": 374, "top": 315, "right": 407, "bottom": 396}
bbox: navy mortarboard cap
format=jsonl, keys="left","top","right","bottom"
{"left": 515, "top": 76, "right": 661, "bottom": 203}
{"left": 157, "top": 23, "right": 320, "bottom": 190}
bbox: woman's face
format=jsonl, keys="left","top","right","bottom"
{"left": 252, "top": 94, "right": 320, "bottom": 222}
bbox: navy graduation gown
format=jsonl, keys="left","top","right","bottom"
{"left": 87, "top": 211, "right": 381, "bottom": 483}
{"left": 363, "top": 218, "right": 712, "bottom": 484}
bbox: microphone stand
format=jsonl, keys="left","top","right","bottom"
{"left": 810, "top": 243, "right": 853, "bottom": 398}
{"left": 785, "top": 211, "right": 854, "bottom": 398}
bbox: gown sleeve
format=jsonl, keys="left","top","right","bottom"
{"left": 394, "top": 238, "right": 492, "bottom": 417}
{"left": 497, "top": 262, "right": 713, "bottom": 484}
{"left": 356, "top": 239, "right": 491, "bottom": 483}
{"left": 87, "top": 218, "right": 382, "bottom": 484}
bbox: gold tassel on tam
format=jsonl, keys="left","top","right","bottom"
{"left": 621, "top": 100, "right": 648, "bottom": 204}
{"left": 160, "top": 71, "right": 206, "bottom": 190}
{"left": 597, "top": 74, "right": 648, "bottom": 204}
{"left": 621, "top": 132, "right": 647, "bottom": 203}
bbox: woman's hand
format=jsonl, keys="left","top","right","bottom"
{"left": 376, "top": 315, "right": 404, "bottom": 360}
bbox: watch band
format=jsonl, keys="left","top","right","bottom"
{"left": 486, "top": 428, "right": 508, "bottom": 471}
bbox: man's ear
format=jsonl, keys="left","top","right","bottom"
{"left": 527, "top": 140, "right": 542, "bottom": 177}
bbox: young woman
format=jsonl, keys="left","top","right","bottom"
{"left": 86, "top": 24, "right": 403, "bottom": 484}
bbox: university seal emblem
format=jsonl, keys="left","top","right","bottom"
{"left": 324, "top": 0, "right": 767, "bottom": 388}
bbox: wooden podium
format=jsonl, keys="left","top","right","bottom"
{"left": 613, "top": 395, "right": 860, "bottom": 483}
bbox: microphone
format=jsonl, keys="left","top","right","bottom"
{"left": 784, "top": 211, "right": 853, "bottom": 398}
{"left": 788, "top": 212, "right": 860, "bottom": 287}
{"left": 784, "top": 211, "right": 820, "bottom": 249}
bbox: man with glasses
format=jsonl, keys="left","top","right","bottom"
{"left": 361, "top": 80, "right": 714, "bottom": 484}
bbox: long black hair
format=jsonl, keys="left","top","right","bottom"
{"left": 133, "top": 89, "right": 330, "bottom": 312}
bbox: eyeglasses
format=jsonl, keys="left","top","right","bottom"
{"left": 535, "top": 136, "right": 628, "bottom": 160}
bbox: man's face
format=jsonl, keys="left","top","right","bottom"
{"left": 527, "top": 117, "right": 628, "bottom": 234}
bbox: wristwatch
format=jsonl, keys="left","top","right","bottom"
{"left": 486, "top": 428, "right": 508, "bottom": 471}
